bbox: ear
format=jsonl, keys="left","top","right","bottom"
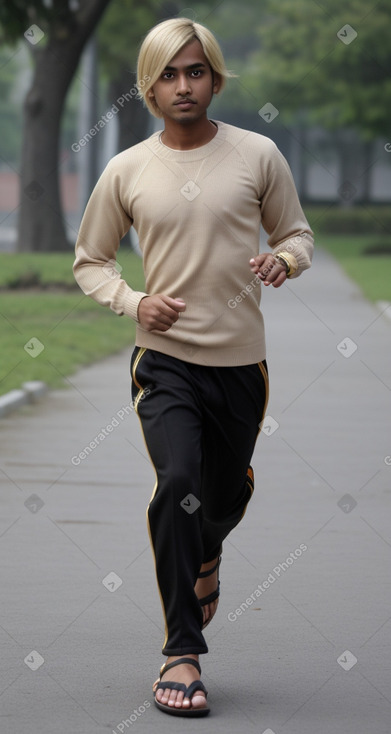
{"left": 212, "top": 72, "right": 222, "bottom": 95}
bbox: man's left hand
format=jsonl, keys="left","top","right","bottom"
{"left": 249, "top": 254, "right": 287, "bottom": 288}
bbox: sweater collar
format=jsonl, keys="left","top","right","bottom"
{"left": 145, "top": 120, "right": 227, "bottom": 161}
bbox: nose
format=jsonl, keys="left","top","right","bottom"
{"left": 176, "top": 73, "right": 191, "bottom": 96}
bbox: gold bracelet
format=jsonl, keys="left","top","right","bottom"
{"left": 275, "top": 251, "right": 298, "bottom": 278}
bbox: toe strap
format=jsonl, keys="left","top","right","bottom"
{"left": 198, "top": 580, "right": 220, "bottom": 607}
{"left": 155, "top": 679, "right": 208, "bottom": 701}
{"left": 185, "top": 680, "right": 208, "bottom": 700}
{"left": 156, "top": 681, "right": 187, "bottom": 694}
{"left": 198, "top": 556, "right": 221, "bottom": 578}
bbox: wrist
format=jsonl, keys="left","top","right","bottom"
{"left": 136, "top": 295, "right": 149, "bottom": 322}
{"left": 274, "top": 251, "right": 298, "bottom": 278}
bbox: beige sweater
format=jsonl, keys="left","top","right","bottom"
{"left": 73, "top": 120, "right": 313, "bottom": 366}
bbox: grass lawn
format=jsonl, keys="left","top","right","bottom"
{"left": 0, "top": 251, "right": 145, "bottom": 396}
{"left": 317, "top": 235, "right": 391, "bottom": 302}
{"left": 0, "top": 252, "right": 79, "bottom": 287}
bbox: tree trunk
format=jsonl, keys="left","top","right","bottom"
{"left": 17, "top": 0, "right": 111, "bottom": 252}
{"left": 108, "top": 75, "right": 152, "bottom": 154}
{"left": 19, "top": 51, "right": 69, "bottom": 252}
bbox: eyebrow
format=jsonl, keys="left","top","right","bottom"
{"left": 163, "top": 62, "right": 207, "bottom": 71}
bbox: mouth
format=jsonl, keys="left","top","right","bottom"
{"left": 174, "top": 99, "right": 196, "bottom": 109}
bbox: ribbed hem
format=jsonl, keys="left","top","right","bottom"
{"left": 272, "top": 234, "right": 314, "bottom": 279}
{"left": 135, "top": 328, "right": 266, "bottom": 367}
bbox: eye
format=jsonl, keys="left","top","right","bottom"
{"left": 191, "top": 69, "right": 203, "bottom": 77}
{"left": 162, "top": 72, "right": 174, "bottom": 80}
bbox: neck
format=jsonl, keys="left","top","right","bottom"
{"left": 160, "top": 116, "right": 217, "bottom": 150}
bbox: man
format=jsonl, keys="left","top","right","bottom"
{"left": 73, "top": 16, "right": 313, "bottom": 718}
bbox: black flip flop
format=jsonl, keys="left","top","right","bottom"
{"left": 153, "top": 657, "right": 210, "bottom": 717}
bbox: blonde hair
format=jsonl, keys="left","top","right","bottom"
{"left": 137, "top": 17, "right": 235, "bottom": 118}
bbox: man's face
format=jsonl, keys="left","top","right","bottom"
{"left": 150, "top": 39, "right": 221, "bottom": 123}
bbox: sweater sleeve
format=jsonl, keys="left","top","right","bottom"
{"left": 73, "top": 160, "right": 147, "bottom": 321}
{"left": 260, "top": 141, "right": 314, "bottom": 278}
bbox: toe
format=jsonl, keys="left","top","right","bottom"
{"left": 190, "top": 692, "right": 207, "bottom": 710}
{"left": 175, "top": 691, "right": 188, "bottom": 708}
{"left": 157, "top": 688, "right": 167, "bottom": 704}
{"left": 167, "top": 689, "right": 178, "bottom": 707}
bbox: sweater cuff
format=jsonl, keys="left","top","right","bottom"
{"left": 122, "top": 290, "right": 148, "bottom": 322}
{"left": 272, "top": 233, "right": 314, "bottom": 279}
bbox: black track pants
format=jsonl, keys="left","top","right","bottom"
{"left": 130, "top": 347, "right": 269, "bottom": 656}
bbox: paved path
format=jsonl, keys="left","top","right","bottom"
{"left": 1, "top": 247, "right": 391, "bottom": 734}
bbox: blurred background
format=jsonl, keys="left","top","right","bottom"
{"left": 0, "top": 0, "right": 390, "bottom": 396}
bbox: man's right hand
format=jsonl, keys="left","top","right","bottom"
{"left": 137, "top": 294, "right": 186, "bottom": 332}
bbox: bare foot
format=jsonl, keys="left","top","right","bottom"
{"left": 153, "top": 655, "right": 207, "bottom": 710}
{"left": 194, "top": 557, "right": 220, "bottom": 628}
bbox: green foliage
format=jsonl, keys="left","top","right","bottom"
{"left": 0, "top": 291, "right": 136, "bottom": 394}
{"left": 0, "top": 251, "right": 144, "bottom": 287}
{"left": 0, "top": 251, "right": 145, "bottom": 394}
{"left": 0, "top": 253, "right": 78, "bottom": 287}
{"left": 186, "top": 0, "right": 262, "bottom": 115}
{"left": 97, "top": 0, "right": 162, "bottom": 80}
{"left": 0, "top": 1, "right": 48, "bottom": 44}
{"left": 97, "top": 0, "right": 262, "bottom": 109}
{"left": 246, "top": 0, "right": 391, "bottom": 138}
{"left": 305, "top": 205, "right": 391, "bottom": 235}
{"left": 0, "top": 0, "right": 76, "bottom": 46}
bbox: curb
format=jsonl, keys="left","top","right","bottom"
{"left": 0, "top": 381, "right": 48, "bottom": 418}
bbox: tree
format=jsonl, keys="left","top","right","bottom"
{"left": 100, "top": 0, "right": 264, "bottom": 146}
{"left": 0, "top": 46, "right": 25, "bottom": 165}
{"left": 237, "top": 0, "right": 391, "bottom": 203}
{"left": 0, "top": 0, "right": 112, "bottom": 252}
{"left": 245, "top": 0, "right": 391, "bottom": 139}
{"left": 96, "top": 0, "right": 179, "bottom": 250}
{"left": 98, "top": 0, "right": 169, "bottom": 154}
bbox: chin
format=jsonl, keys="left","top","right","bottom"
{"left": 178, "top": 116, "right": 200, "bottom": 125}
{"left": 173, "top": 110, "right": 204, "bottom": 124}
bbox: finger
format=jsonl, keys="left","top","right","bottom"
{"left": 154, "top": 303, "right": 182, "bottom": 323}
{"left": 155, "top": 319, "right": 174, "bottom": 330}
{"left": 258, "top": 260, "right": 277, "bottom": 280}
{"left": 152, "top": 316, "right": 177, "bottom": 330}
{"left": 271, "top": 272, "right": 287, "bottom": 287}
{"left": 153, "top": 306, "right": 184, "bottom": 329}
{"left": 251, "top": 253, "right": 270, "bottom": 265}
{"left": 161, "top": 295, "right": 186, "bottom": 312}
{"left": 250, "top": 259, "right": 263, "bottom": 271}
{"left": 265, "top": 270, "right": 287, "bottom": 287}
